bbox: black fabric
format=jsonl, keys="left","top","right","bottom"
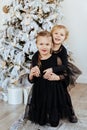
{"left": 53, "top": 45, "right": 82, "bottom": 88}
{"left": 52, "top": 45, "right": 68, "bottom": 73}
{"left": 24, "top": 54, "right": 75, "bottom": 126}
{"left": 53, "top": 45, "right": 70, "bottom": 88}
{"left": 28, "top": 49, "right": 69, "bottom": 87}
{"left": 67, "top": 62, "right": 82, "bottom": 85}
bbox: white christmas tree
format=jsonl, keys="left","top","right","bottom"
{"left": 0, "top": 0, "right": 64, "bottom": 90}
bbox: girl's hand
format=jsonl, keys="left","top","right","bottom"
{"left": 43, "top": 68, "right": 53, "bottom": 79}
{"left": 47, "top": 73, "right": 60, "bottom": 81}
{"left": 29, "top": 66, "right": 40, "bottom": 80}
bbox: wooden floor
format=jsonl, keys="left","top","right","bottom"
{"left": 0, "top": 100, "right": 25, "bottom": 130}
{"left": 0, "top": 83, "right": 87, "bottom": 130}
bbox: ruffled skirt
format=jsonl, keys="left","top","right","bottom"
{"left": 24, "top": 78, "right": 75, "bottom": 126}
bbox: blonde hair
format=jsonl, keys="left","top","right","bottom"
{"left": 51, "top": 25, "right": 69, "bottom": 40}
{"left": 36, "top": 30, "right": 52, "bottom": 67}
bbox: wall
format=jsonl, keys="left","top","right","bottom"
{"left": 61, "top": 0, "right": 87, "bottom": 83}
{"left": 0, "top": 0, "right": 87, "bottom": 83}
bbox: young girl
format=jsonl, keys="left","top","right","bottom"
{"left": 44, "top": 25, "right": 82, "bottom": 123}
{"left": 51, "top": 25, "right": 81, "bottom": 87}
{"left": 24, "top": 30, "right": 73, "bottom": 127}
{"left": 44, "top": 25, "right": 81, "bottom": 87}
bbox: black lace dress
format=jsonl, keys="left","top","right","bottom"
{"left": 24, "top": 54, "right": 75, "bottom": 127}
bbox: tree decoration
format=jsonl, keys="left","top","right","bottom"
{"left": 47, "top": 0, "right": 55, "bottom": 3}
{"left": 2, "top": 5, "right": 10, "bottom": 13}
{"left": 0, "top": 0, "right": 64, "bottom": 91}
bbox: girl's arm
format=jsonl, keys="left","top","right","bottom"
{"left": 44, "top": 47, "right": 68, "bottom": 74}
{"left": 53, "top": 47, "right": 68, "bottom": 73}
{"left": 43, "top": 48, "right": 68, "bottom": 81}
{"left": 28, "top": 51, "right": 40, "bottom": 82}
{"left": 43, "top": 57, "right": 66, "bottom": 81}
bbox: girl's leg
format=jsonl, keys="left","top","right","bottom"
{"left": 66, "top": 91, "right": 78, "bottom": 123}
{"left": 49, "top": 110, "right": 60, "bottom": 127}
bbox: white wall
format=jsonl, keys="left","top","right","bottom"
{"left": 0, "top": 0, "right": 87, "bottom": 83}
{"left": 61, "top": 0, "right": 87, "bottom": 83}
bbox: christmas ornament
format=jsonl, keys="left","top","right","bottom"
{"left": 2, "top": 5, "right": 10, "bottom": 13}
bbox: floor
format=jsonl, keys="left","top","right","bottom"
{"left": 0, "top": 83, "right": 87, "bottom": 130}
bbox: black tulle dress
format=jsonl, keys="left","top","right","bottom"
{"left": 52, "top": 45, "right": 82, "bottom": 90}
{"left": 24, "top": 53, "right": 76, "bottom": 127}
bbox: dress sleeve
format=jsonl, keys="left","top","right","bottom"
{"left": 27, "top": 51, "right": 39, "bottom": 83}
{"left": 53, "top": 47, "right": 68, "bottom": 73}
{"left": 53, "top": 46, "right": 71, "bottom": 87}
{"left": 31, "top": 51, "right": 39, "bottom": 67}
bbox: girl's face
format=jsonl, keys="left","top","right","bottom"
{"left": 52, "top": 28, "right": 66, "bottom": 45}
{"left": 36, "top": 36, "right": 52, "bottom": 57}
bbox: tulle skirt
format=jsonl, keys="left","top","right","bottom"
{"left": 67, "top": 62, "right": 82, "bottom": 90}
{"left": 24, "top": 78, "right": 75, "bottom": 126}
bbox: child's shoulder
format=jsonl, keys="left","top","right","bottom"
{"left": 60, "top": 45, "right": 67, "bottom": 55}
{"left": 53, "top": 45, "right": 67, "bottom": 55}
{"left": 31, "top": 51, "right": 39, "bottom": 65}
{"left": 61, "top": 45, "right": 67, "bottom": 51}
{"left": 32, "top": 51, "right": 39, "bottom": 59}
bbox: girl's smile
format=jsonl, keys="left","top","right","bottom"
{"left": 36, "top": 36, "right": 53, "bottom": 59}
{"left": 52, "top": 29, "right": 66, "bottom": 45}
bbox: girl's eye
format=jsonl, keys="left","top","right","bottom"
{"left": 60, "top": 34, "right": 64, "bottom": 36}
{"left": 46, "top": 43, "right": 49, "bottom": 46}
{"left": 39, "top": 43, "right": 43, "bottom": 45}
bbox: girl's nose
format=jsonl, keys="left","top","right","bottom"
{"left": 43, "top": 45, "right": 46, "bottom": 48}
